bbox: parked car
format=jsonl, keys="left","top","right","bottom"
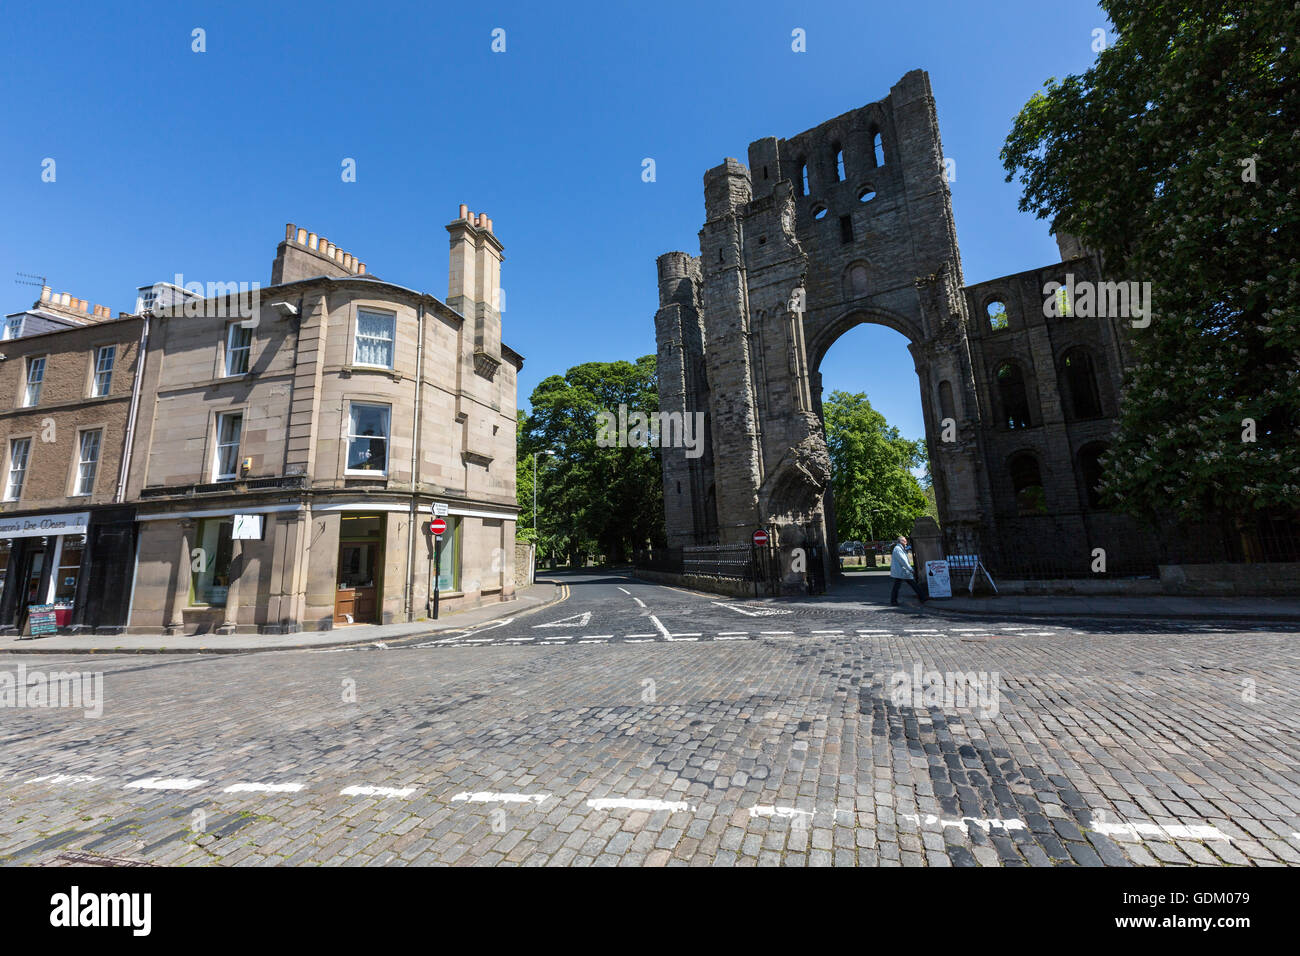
{"left": 838, "top": 541, "right": 866, "bottom": 556}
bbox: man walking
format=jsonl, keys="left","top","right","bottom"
{"left": 889, "top": 535, "right": 927, "bottom": 606}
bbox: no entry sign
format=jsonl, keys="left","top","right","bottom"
{"left": 752, "top": 529, "right": 769, "bottom": 546}
{"left": 430, "top": 517, "right": 447, "bottom": 537}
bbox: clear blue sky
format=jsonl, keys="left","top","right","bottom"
{"left": 1, "top": 0, "right": 1111, "bottom": 445}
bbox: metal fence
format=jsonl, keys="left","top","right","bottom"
{"left": 635, "top": 542, "right": 783, "bottom": 593}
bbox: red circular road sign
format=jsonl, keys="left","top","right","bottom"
{"left": 430, "top": 517, "right": 447, "bottom": 536}
{"left": 752, "top": 529, "right": 769, "bottom": 546}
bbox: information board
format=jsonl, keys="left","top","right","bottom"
{"left": 28, "top": 605, "right": 58, "bottom": 635}
{"left": 925, "top": 560, "right": 952, "bottom": 599}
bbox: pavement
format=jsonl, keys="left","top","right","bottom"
{"left": 826, "top": 569, "right": 1300, "bottom": 622}
{"left": 0, "top": 581, "right": 565, "bottom": 655}
{"left": 1, "top": 569, "right": 1298, "bottom": 867}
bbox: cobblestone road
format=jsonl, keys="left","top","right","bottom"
{"left": 2, "top": 572, "right": 1298, "bottom": 866}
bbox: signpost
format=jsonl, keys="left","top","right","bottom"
{"left": 430, "top": 516, "right": 447, "bottom": 619}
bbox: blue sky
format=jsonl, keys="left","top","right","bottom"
{"left": 0, "top": 0, "right": 1110, "bottom": 444}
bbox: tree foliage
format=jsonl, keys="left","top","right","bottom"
{"left": 823, "top": 390, "right": 929, "bottom": 541}
{"left": 1000, "top": 1, "right": 1299, "bottom": 521}
{"left": 520, "top": 356, "right": 665, "bottom": 564}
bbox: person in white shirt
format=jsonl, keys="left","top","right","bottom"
{"left": 889, "top": 536, "right": 927, "bottom": 605}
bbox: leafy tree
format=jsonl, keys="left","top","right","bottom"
{"left": 516, "top": 413, "right": 537, "bottom": 544}
{"left": 520, "top": 355, "right": 666, "bottom": 565}
{"left": 822, "top": 390, "right": 929, "bottom": 542}
{"left": 1000, "top": 1, "right": 1299, "bottom": 523}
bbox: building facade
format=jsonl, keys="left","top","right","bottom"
{"left": 654, "top": 69, "right": 1151, "bottom": 587}
{"left": 0, "top": 297, "right": 142, "bottom": 634}
{"left": 0, "top": 207, "right": 522, "bottom": 635}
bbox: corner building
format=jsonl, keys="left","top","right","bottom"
{"left": 126, "top": 209, "right": 521, "bottom": 634}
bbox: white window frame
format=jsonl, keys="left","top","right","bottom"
{"left": 24, "top": 356, "right": 46, "bottom": 407}
{"left": 345, "top": 402, "right": 391, "bottom": 476}
{"left": 5, "top": 438, "right": 31, "bottom": 501}
{"left": 75, "top": 429, "right": 102, "bottom": 496}
{"left": 92, "top": 345, "right": 115, "bottom": 396}
{"left": 4, "top": 317, "right": 23, "bottom": 340}
{"left": 225, "top": 323, "right": 252, "bottom": 377}
{"left": 213, "top": 412, "right": 243, "bottom": 481}
{"left": 353, "top": 309, "right": 396, "bottom": 369}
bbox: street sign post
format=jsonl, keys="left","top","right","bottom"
{"left": 751, "top": 529, "right": 768, "bottom": 547}
{"left": 751, "top": 529, "right": 769, "bottom": 598}
{"left": 430, "top": 517, "right": 447, "bottom": 619}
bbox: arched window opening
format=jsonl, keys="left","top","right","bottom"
{"left": 1060, "top": 348, "right": 1103, "bottom": 420}
{"left": 834, "top": 146, "right": 846, "bottom": 181}
{"left": 938, "top": 381, "right": 955, "bottom": 422}
{"left": 800, "top": 161, "right": 809, "bottom": 196}
{"left": 845, "top": 262, "right": 869, "bottom": 298}
{"left": 996, "top": 361, "right": 1032, "bottom": 429}
{"left": 1009, "top": 453, "right": 1047, "bottom": 515}
{"left": 1078, "top": 443, "right": 1108, "bottom": 509}
{"left": 872, "top": 130, "right": 885, "bottom": 167}
{"left": 986, "top": 300, "right": 1008, "bottom": 332}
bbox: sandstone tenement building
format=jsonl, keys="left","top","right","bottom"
{"left": 0, "top": 208, "right": 521, "bottom": 634}
{"left": 655, "top": 69, "right": 1152, "bottom": 588}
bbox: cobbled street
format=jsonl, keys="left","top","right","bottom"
{"left": 2, "top": 571, "right": 1299, "bottom": 867}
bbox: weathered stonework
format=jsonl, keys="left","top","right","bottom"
{"left": 656, "top": 69, "right": 1147, "bottom": 588}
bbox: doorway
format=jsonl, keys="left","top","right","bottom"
{"left": 334, "top": 514, "right": 384, "bottom": 625}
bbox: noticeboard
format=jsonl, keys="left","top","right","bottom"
{"left": 925, "top": 560, "right": 952, "bottom": 599}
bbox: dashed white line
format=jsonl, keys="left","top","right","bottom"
{"left": 30, "top": 774, "right": 99, "bottom": 785}
{"left": 224, "top": 782, "right": 306, "bottom": 793}
{"left": 126, "top": 777, "right": 207, "bottom": 791}
{"left": 340, "top": 785, "right": 416, "bottom": 798}
{"left": 902, "top": 813, "right": 1027, "bottom": 833}
{"left": 617, "top": 587, "right": 631, "bottom": 595}
{"left": 1093, "top": 821, "right": 1234, "bottom": 842}
{"left": 632, "top": 597, "right": 646, "bottom": 607}
{"left": 587, "top": 798, "right": 694, "bottom": 812}
{"left": 452, "top": 792, "right": 550, "bottom": 805}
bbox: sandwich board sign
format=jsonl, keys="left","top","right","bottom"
{"left": 925, "top": 560, "right": 952, "bottom": 599}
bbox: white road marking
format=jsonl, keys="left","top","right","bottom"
{"left": 30, "top": 774, "right": 99, "bottom": 785}
{"left": 452, "top": 792, "right": 550, "bottom": 805}
{"left": 534, "top": 611, "right": 592, "bottom": 629}
{"left": 625, "top": 634, "right": 655, "bottom": 638}
{"left": 126, "top": 777, "right": 207, "bottom": 791}
{"left": 632, "top": 597, "right": 647, "bottom": 607}
{"left": 811, "top": 630, "right": 844, "bottom": 634}
{"left": 715, "top": 635, "right": 750, "bottom": 640}
{"left": 857, "top": 629, "right": 890, "bottom": 634}
{"left": 340, "top": 785, "right": 416, "bottom": 798}
{"left": 587, "top": 798, "right": 694, "bottom": 812}
{"left": 625, "top": 639, "right": 653, "bottom": 643}
{"left": 1093, "top": 821, "right": 1234, "bottom": 842}
{"left": 617, "top": 587, "right": 630, "bottom": 595}
{"left": 901, "top": 813, "right": 1027, "bottom": 833}
{"left": 760, "top": 631, "right": 795, "bottom": 635}
{"left": 717, "top": 631, "right": 748, "bottom": 636}
{"left": 648, "top": 615, "right": 673, "bottom": 639}
{"left": 750, "top": 805, "right": 814, "bottom": 823}
{"left": 580, "top": 635, "right": 614, "bottom": 640}
{"left": 224, "top": 782, "right": 306, "bottom": 793}
{"left": 712, "top": 602, "right": 791, "bottom": 617}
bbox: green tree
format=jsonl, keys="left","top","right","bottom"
{"left": 521, "top": 355, "right": 666, "bottom": 565}
{"left": 516, "top": 413, "right": 537, "bottom": 544}
{"left": 823, "top": 390, "right": 929, "bottom": 542}
{"left": 1000, "top": 1, "right": 1299, "bottom": 522}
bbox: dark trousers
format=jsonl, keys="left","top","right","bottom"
{"left": 890, "top": 576, "right": 925, "bottom": 604}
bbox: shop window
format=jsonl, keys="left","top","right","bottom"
{"left": 92, "top": 345, "right": 115, "bottom": 396}
{"left": 225, "top": 324, "right": 252, "bottom": 376}
{"left": 213, "top": 412, "right": 243, "bottom": 481}
{"left": 54, "top": 537, "right": 84, "bottom": 604}
{"left": 434, "top": 515, "right": 461, "bottom": 592}
{"left": 75, "top": 429, "right": 101, "bottom": 496}
{"left": 5, "top": 438, "right": 30, "bottom": 500}
{"left": 346, "top": 403, "right": 390, "bottom": 474}
{"left": 24, "top": 356, "right": 45, "bottom": 406}
{"left": 354, "top": 310, "right": 396, "bottom": 368}
{"left": 192, "top": 518, "right": 234, "bottom": 606}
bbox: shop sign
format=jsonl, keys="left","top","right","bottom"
{"left": 0, "top": 512, "right": 90, "bottom": 539}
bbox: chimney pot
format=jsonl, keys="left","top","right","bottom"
{"left": 459, "top": 203, "right": 468, "bottom": 220}
{"left": 296, "top": 227, "right": 308, "bottom": 244}
{"left": 358, "top": 263, "right": 366, "bottom": 274}
{"left": 486, "top": 217, "right": 493, "bottom": 233}
{"left": 324, "top": 242, "right": 335, "bottom": 258}
{"left": 343, "top": 253, "right": 353, "bottom": 269}
{"left": 308, "top": 232, "right": 318, "bottom": 249}
{"left": 285, "top": 223, "right": 295, "bottom": 241}
{"left": 40, "top": 286, "right": 51, "bottom": 301}
{"left": 334, "top": 248, "right": 343, "bottom": 263}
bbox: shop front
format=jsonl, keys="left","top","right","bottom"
{"left": 0, "top": 507, "right": 136, "bottom": 635}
